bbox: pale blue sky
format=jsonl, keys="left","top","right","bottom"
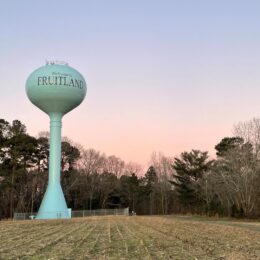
{"left": 1, "top": 0, "right": 260, "bottom": 166}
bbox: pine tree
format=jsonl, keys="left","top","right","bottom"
{"left": 171, "top": 150, "right": 212, "bottom": 212}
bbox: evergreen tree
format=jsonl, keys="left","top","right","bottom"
{"left": 144, "top": 166, "right": 158, "bottom": 215}
{"left": 0, "top": 120, "right": 38, "bottom": 217}
{"left": 215, "top": 137, "right": 244, "bottom": 157}
{"left": 171, "top": 150, "right": 212, "bottom": 212}
{"left": 120, "top": 173, "right": 139, "bottom": 212}
{"left": 61, "top": 141, "right": 80, "bottom": 172}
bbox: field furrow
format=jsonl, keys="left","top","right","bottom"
{"left": 0, "top": 222, "right": 68, "bottom": 255}
{"left": 0, "top": 216, "right": 259, "bottom": 260}
{"left": 115, "top": 221, "right": 128, "bottom": 255}
{"left": 118, "top": 219, "right": 154, "bottom": 259}
{"left": 130, "top": 217, "right": 260, "bottom": 259}
{"left": 0, "top": 221, "right": 51, "bottom": 245}
{"left": 7, "top": 221, "right": 83, "bottom": 259}
{"left": 22, "top": 221, "right": 87, "bottom": 258}
{"left": 125, "top": 217, "right": 195, "bottom": 259}
{"left": 63, "top": 220, "right": 98, "bottom": 258}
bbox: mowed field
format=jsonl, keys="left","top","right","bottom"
{"left": 0, "top": 216, "right": 259, "bottom": 260}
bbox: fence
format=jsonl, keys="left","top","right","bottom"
{"left": 72, "top": 208, "right": 129, "bottom": 217}
{"left": 13, "top": 208, "right": 129, "bottom": 220}
{"left": 14, "top": 212, "right": 37, "bottom": 220}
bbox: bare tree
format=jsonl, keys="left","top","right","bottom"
{"left": 124, "top": 162, "right": 143, "bottom": 176}
{"left": 234, "top": 117, "right": 260, "bottom": 158}
{"left": 38, "top": 131, "right": 50, "bottom": 141}
{"left": 105, "top": 155, "right": 125, "bottom": 177}
{"left": 149, "top": 152, "right": 174, "bottom": 214}
{"left": 80, "top": 148, "right": 106, "bottom": 175}
{"left": 205, "top": 145, "right": 260, "bottom": 217}
{"left": 79, "top": 148, "right": 106, "bottom": 209}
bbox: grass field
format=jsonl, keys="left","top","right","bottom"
{"left": 0, "top": 216, "right": 259, "bottom": 259}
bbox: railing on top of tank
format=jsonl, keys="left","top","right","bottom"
{"left": 13, "top": 208, "right": 129, "bottom": 220}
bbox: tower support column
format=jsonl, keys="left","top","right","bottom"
{"left": 36, "top": 113, "right": 70, "bottom": 219}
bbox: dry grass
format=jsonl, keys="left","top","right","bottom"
{"left": 0, "top": 216, "right": 259, "bottom": 259}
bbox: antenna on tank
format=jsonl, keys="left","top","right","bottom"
{"left": 46, "top": 60, "right": 69, "bottom": 66}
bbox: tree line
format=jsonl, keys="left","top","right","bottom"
{"left": 0, "top": 118, "right": 260, "bottom": 219}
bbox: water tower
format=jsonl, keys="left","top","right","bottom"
{"left": 26, "top": 61, "right": 87, "bottom": 219}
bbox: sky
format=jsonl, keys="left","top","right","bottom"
{"left": 1, "top": 0, "right": 260, "bottom": 168}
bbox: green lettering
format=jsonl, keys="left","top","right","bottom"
{"left": 38, "top": 77, "right": 43, "bottom": 86}
{"left": 69, "top": 78, "right": 75, "bottom": 87}
{"left": 75, "top": 79, "right": 80, "bottom": 88}
{"left": 42, "top": 77, "right": 47, "bottom": 85}
{"left": 48, "top": 76, "right": 53, "bottom": 85}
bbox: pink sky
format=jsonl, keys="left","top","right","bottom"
{"left": 1, "top": 1, "right": 260, "bottom": 168}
